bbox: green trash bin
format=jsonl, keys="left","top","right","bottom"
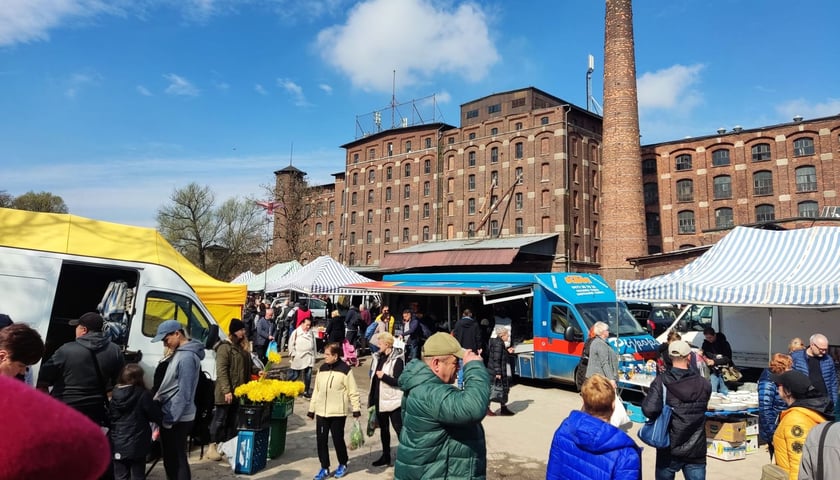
{"left": 267, "top": 396, "right": 294, "bottom": 459}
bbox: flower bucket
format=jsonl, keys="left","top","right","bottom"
{"left": 267, "top": 417, "right": 288, "bottom": 459}
{"left": 271, "top": 396, "right": 294, "bottom": 420}
{"left": 237, "top": 404, "right": 272, "bottom": 431}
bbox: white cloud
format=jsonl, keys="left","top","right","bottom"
{"left": 775, "top": 98, "right": 840, "bottom": 121}
{"left": 435, "top": 90, "right": 451, "bottom": 104}
{"left": 316, "top": 0, "right": 500, "bottom": 92}
{"left": 0, "top": 0, "right": 123, "bottom": 47}
{"left": 136, "top": 85, "right": 152, "bottom": 96}
{"left": 64, "top": 71, "right": 101, "bottom": 98}
{"left": 163, "top": 73, "right": 199, "bottom": 96}
{"left": 214, "top": 80, "right": 230, "bottom": 91}
{"left": 254, "top": 83, "right": 268, "bottom": 95}
{"left": 637, "top": 64, "right": 704, "bottom": 111}
{"left": 319, "top": 83, "right": 333, "bottom": 94}
{"left": 277, "top": 78, "right": 308, "bottom": 106}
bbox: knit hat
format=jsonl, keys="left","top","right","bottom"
{"left": 422, "top": 332, "right": 464, "bottom": 359}
{"left": 771, "top": 370, "right": 815, "bottom": 397}
{"left": 229, "top": 318, "right": 246, "bottom": 335}
{"left": 69, "top": 312, "right": 103, "bottom": 332}
{"left": 0, "top": 375, "right": 110, "bottom": 479}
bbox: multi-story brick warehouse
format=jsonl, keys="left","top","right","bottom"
{"left": 641, "top": 114, "right": 840, "bottom": 255}
{"left": 273, "top": 87, "right": 605, "bottom": 272}
{"left": 271, "top": 86, "right": 840, "bottom": 276}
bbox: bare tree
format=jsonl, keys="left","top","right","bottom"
{"left": 0, "top": 191, "right": 13, "bottom": 208}
{"left": 10, "top": 191, "right": 68, "bottom": 213}
{"left": 157, "top": 183, "right": 267, "bottom": 279}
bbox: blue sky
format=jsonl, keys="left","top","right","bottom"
{"left": 3, "top": 0, "right": 839, "bottom": 227}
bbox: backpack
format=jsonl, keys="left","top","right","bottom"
{"left": 364, "top": 321, "right": 380, "bottom": 342}
{"left": 150, "top": 354, "right": 216, "bottom": 446}
{"left": 575, "top": 337, "right": 596, "bottom": 391}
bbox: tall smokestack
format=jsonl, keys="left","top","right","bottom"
{"left": 599, "top": 0, "right": 647, "bottom": 285}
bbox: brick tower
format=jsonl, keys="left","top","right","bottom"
{"left": 600, "top": 0, "right": 647, "bottom": 285}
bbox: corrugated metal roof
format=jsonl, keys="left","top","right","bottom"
{"left": 389, "top": 234, "right": 558, "bottom": 253}
{"left": 379, "top": 249, "right": 519, "bottom": 270}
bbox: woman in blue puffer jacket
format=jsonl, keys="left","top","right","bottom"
{"left": 758, "top": 353, "right": 793, "bottom": 458}
{"left": 547, "top": 374, "right": 641, "bottom": 480}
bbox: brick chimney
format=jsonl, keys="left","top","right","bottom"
{"left": 600, "top": 0, "right": 647, "bottom": 285}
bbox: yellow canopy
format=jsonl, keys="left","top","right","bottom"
{"left": 0, "top": 207, "right": 246, "bottom": 332}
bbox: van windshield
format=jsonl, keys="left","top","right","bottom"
{"left": 577, "top": 302, "right": 647, "bottom": 336}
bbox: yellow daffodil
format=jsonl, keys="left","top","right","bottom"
{"left": 234, "top": 378, "right": 306, "bottom": 404}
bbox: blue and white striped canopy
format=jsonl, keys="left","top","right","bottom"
{"left": 616, "top": 226, "right": 840, "bottom": 308}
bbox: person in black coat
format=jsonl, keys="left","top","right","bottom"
{"left": 642, "top": 340, "right": 711, "bottom": 480}
{"left": 487, "top": 327, "right": 515, "bottom": 416}
{"left": 344, "top": 305, "right": 361, "bottom": 346}
{"left": 700, "top": 327, "right": 733, "bottom": 394}
{"left": 452, "top": 309, "right": 482, "bottom": 353}
{"left": 326, "top": 310, "right": 346, "bottom": 344}
{"left": 109, "top": 363, "right": 163, "bottom": 480}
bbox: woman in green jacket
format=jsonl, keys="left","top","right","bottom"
{"left": 307, "top": 342, "right": 361, "bottom": 480}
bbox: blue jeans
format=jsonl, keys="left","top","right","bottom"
{"left": 655, "top": 457, "right": 706, "bottom": 480}
{"left": 287, "top": 366, "right": 312, "bottom": 394}
{"left": 710, "top": 372, "right": 729, "bottom": 395}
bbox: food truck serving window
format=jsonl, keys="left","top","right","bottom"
{"left": 483, "top": 286, "right": 533, "bottom": 305}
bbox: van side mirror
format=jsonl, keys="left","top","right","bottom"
{"left": 564, "top": 325, "right": 584, "bottom": 342}
{"left": 204, "top": 324, "right": 220, "bottom": 349}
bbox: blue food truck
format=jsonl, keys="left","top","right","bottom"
{"left": 351, "top": 272, "right": 658, "bottom": 387}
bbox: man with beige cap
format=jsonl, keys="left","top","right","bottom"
{"left": 395, "top": 332, "right": 490, "bottom": 479}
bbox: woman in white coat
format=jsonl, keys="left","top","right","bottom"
{"left": 288, "top": 317, "right": 317, "bottom": 398}
{"left": 367, "top": 332, "right": 405, "bottom": 467}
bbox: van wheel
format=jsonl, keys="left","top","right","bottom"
{"left": 574, "top": 366, "right": 584, "bottom": 392}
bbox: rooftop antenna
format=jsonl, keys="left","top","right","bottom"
{"left": 391, "top": 69, "right": 397, "bottom": 129}
{"left": 586, "top": 54, "right": 594, "bottom": 112}
{"left": 289, "top": 142, "right": 294, "bottom": 166}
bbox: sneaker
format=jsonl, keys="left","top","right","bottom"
{"left": 334, "top": 464, "right": 348, "bottom": 478}
{"left": 313, "top": 468, "right": 330, "bottom": 480}
{"left": 499, "top": 407, "right": 516, "bottom": 416}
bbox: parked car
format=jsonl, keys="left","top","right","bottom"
{"left": 625, "top": 302, "right": 681, "bottom": 338}
{"left": 297, "top": 296, "right": 328, "bottom": 320}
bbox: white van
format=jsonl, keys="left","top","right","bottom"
{"left": 1, "top": 246, "right": 220, "bottom": 386}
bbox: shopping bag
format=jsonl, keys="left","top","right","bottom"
{"left": 348, "top": 419, "right": 365, "bottom": 450}
{"left": 267, "top": 340, "right": 278, "bottom": 358}
{"left": 638, "top": 386, "right": 672, "bottom": 448}
{"left": 722, "top": 366, "right": 743, "bottom": 382}
{"left": 759, "top": 464, "right": 786, "bottom": 480}
{"left": 366, "top": 406, "right": 378, "bottom": 437}
{"left": 610, "top": 395, "right": 632, "bottom": 430}
{"left": 489, "top": 379, "right": 508, "bottom": 404}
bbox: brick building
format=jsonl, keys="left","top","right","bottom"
{"left": 272, "top": 87, "right": 605, "bottom": 272}
{"left": 641, "top": 114, "right": 840, "bottom": 255}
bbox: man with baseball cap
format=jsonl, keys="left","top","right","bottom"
{"left": 394, "top": 332, "right": 490, "bottom": 479}
{"left": 206, "top": 318, "right": 255, "bottom": 461}
{"left": 152, "top": 319, "right": 205, "bottom": 480}
{"left": 770, "top": 370, "right": 831, "bottom": 478}
{"left": 642, "top": 339, "right": 711, "bottom": 480}
{"left": 37, "top": 311, "right": 124, "bottom": 426}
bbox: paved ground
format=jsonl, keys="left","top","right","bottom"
{"left": 147, "top": 356, "right": 768, "bottom": 479}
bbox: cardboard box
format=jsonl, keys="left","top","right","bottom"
{"left": 706, "top": 420, "right": 747, "bottom": 443}
{"left": 707, "top": 439, "right": 747, "bottom": 461}
{"left": 745, "top": 434, "right": 759, "bottom": 454}
{"left": 744, "top": 416, "right": 759, "bottom": 436}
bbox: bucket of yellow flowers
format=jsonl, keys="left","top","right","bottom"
{"left": 233, "top": 351, "right": 305, "bottom": 461}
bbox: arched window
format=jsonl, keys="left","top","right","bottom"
{"left": 384, "top": 229, "right": 391, "bottom": 243}
{"left": 795, "top": 166, "right": 817, "bottom": 192}
{"left": 715, "top": 207, "right": 733, "bottom": 228}
{"left": 712, "top": 149, "right": 730, "bottom": 166}
{"left": 798, "top": 201, "right": 819, "bottom": 218}
{"left": 793, "top": 137, "right": 815, "bottom": 156}
{"left": 678, "top": 210, "right": 695, "bottom": 234}
{"left": 424, "top": 159, "right": 431, "bottom": 174}
{"left": 644, "top": 182, "right": 658, "bottom": 205}
{"left": 385, "top": 187, "right": 392, "bottom": 202}
{"left": 753, "top": 171, "right": 773, "bottom": 195}
{"left": 490, "top": 146, "right": 499, "bottom": 163}
{"left": 422, "top": 226, "right": 430, "bottom": 241}
{"left": 756, "top": 204, "right": 775, "bottom": 222}
{"left": 676, "top": 179, "right": 693, "bottom": 202}
{"left": 404, "top": 163, "right": 411, "bottom": 177}
{"left": 713, "top": 175, "right": 731, "bottom": 199}
{"left": 368, "top": 170, "right": 376, "bottom": 183}
{"left": 751, "top": 143, "right": 771, "bottom": 162}
{"left": 403, "top": 205, "right": 410, "bottom": 220}
{"left": 675, "top": 154, "right": 692, "bottom": 171}
{"left": 367, "top": 210, "right": 373, "bottom": 224}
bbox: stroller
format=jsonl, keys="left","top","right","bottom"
{"left": 342, "top": 338, "right": 359, "bottom": 367}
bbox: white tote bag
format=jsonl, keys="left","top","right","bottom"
{"left": 611, "top": 395, "right": 632, "bottom": 431}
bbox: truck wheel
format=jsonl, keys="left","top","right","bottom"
{"left": 574, "top": 365, "right": 584, "bottom": 392}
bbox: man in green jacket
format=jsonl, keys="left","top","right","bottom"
{"left": 395, "top": 332, "right": 490, "bottom": 480}
{"left": 207, "top": 318, "right": 253, "bottom": 460}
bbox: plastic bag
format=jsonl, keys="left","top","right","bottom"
{"left": 349, "top": 419, "right": 365, "bottom": 450}
{"left": 366, "top": 406, "right": 378, "bottom": 437}
{"left": 268, "top": 340, "right": 278, "bottom": 357}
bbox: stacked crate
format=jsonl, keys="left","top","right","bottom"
{"left": 705, "top": 418, "right": 747, "bottom": 461}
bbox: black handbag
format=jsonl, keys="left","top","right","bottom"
{"left": 489, "top": 378, "right": 508, "bottom": 404}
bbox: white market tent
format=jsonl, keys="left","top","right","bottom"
{"left": 230, "top": 270, "right": 255, "bottom": 285}
{"left": 265, "top": 255, "right": 373, "bottom": 295}
{"left": 616, "top": 226, "right": 840, "bottom": 308}
{"left": 244, "top": 260, "right": 302, "bottom": 292}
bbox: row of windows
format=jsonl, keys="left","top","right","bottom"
{"left": 655, "top": 166, "right": 818, "bottom": 203}
{"left": 673, "top": 201, "right": 820, "bottom": 233}
{"left": 352, "top": 138, "right": 437, "bottom": 162}
{"left": 350, "top": 160, "right": 434, "bottom": 185}
{"left": 669, "top": 138, "right": 817, "bottom": 172}
{"left": 342, "top": 216, "right": 534, "bottom": 247}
